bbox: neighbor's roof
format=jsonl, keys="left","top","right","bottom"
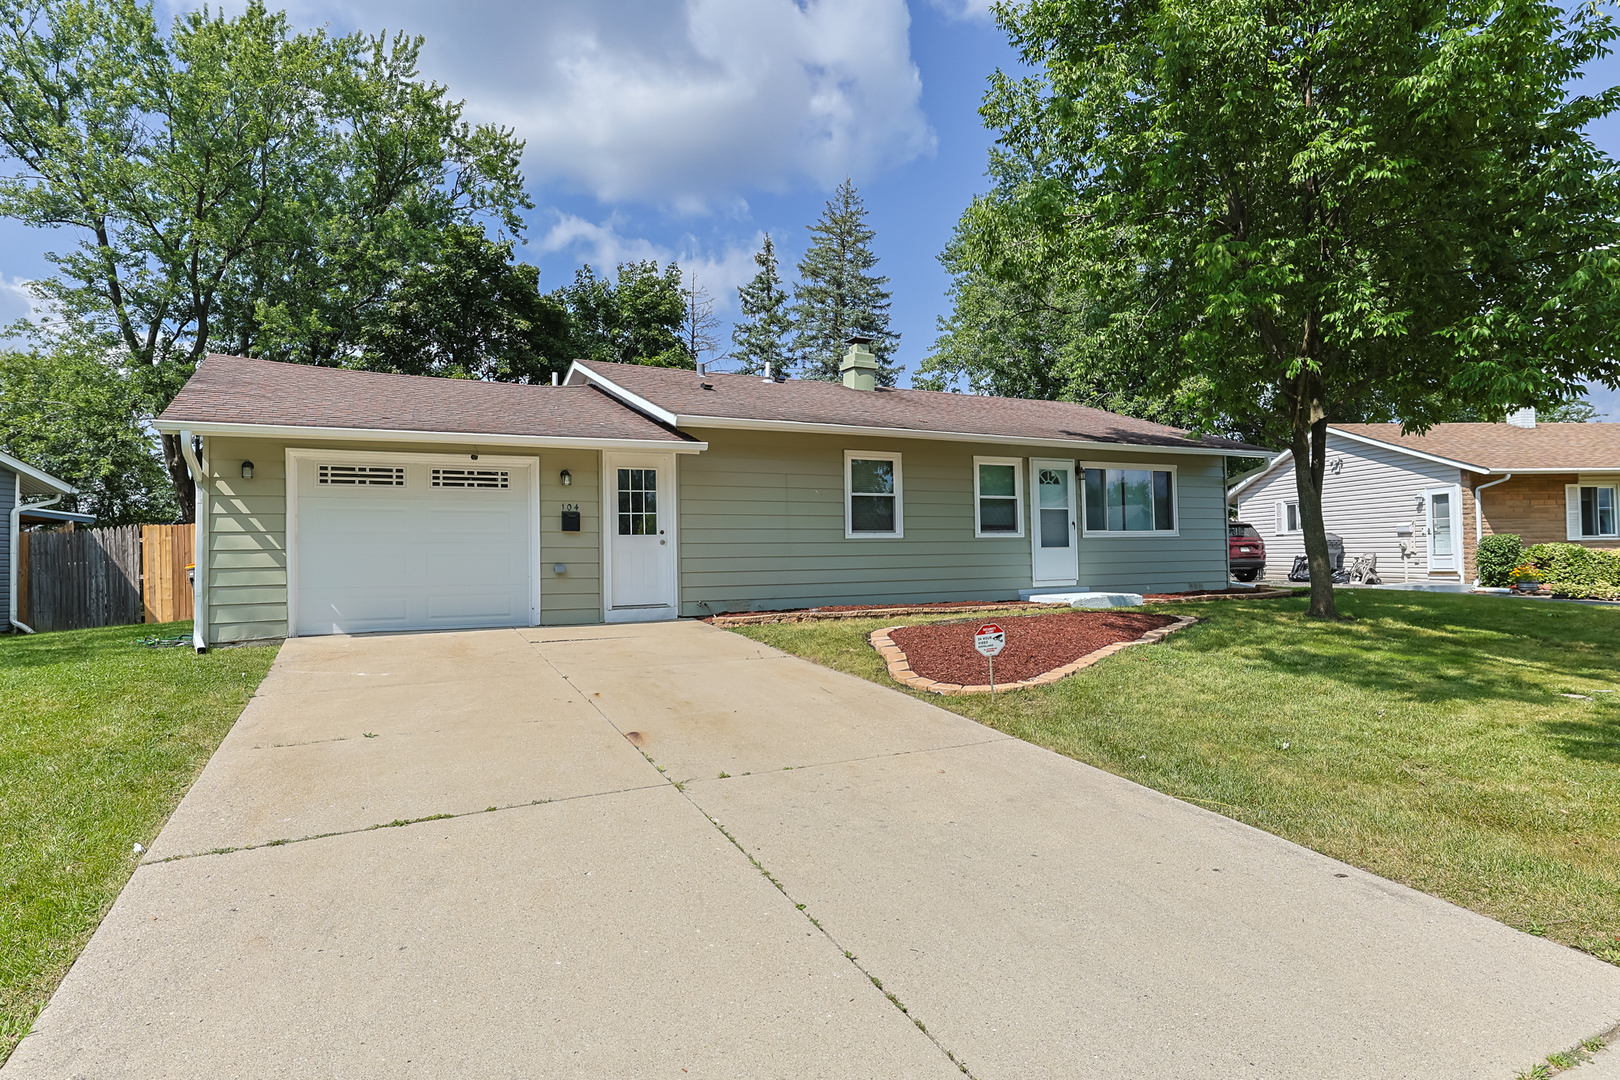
{"left": 569, "top": 360, "right": 1267, "bottom": 454}
{"left": 1331, "top": 423, "right": 1620, "bottom": 473}
{"left": 155, "top": 354, "right": 698, "bottom": 448}
{"left": 0, "top": 449, "right": 76, "bottom": 498}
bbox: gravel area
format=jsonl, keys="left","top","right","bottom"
{"left": 889, "top": 611, "right": 1178, "bottom": 685}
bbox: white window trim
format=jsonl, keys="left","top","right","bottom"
{"left": 844, "top": 450, "right": 903, "bottom": 539}
{"left": 1079, "top": 461, "right": 1181, "bottom": 538}
{"left": 1568, "top": 482, "right": 1620, "bottom": 540}
{"left": 973, "top": 456, "right": 1025, "bottom": 539}
{"left": 1276, "top": 499, "right": 1302, "bottom": 536}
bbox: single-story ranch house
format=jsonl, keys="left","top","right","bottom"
{"left": 154, "top": 346, "right": 1263, "bottom": 647}
{"left": 1229, "top": 410, "right": 1620, "bottom": 584}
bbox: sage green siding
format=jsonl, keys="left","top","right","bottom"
{"left": 538, "top": 449, "right": 603, "bottom": 626}
{"left": 200, "top": 436, "right": 602, "bottom": 643}
{"left": 676, "top": 428, "right": 1229, "bottom": 616}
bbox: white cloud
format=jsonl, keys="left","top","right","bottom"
{"left": 925, "top": 0, "right": 996, "bottom": 21}
{"left": 536, "top": 214, "right": 769, "bottom": 315}
{"left": 230, "top": 0, "right": 935, "bottom": 210}
{"left": 0, "top": 276, "right": 56, "bottom": 347}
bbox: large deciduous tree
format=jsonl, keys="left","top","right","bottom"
{"left": 963, "top": 0, "right": 1620, "bottom": 616}
{"left": 0, "top": 0, "right": 528, "bottom": 520}
{"left": 790, "top": 179, "right": 899, "bottom": 384}
{"left": 557, "top": 261, "right": 691, "bottom": 369}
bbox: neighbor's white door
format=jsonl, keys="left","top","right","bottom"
{"left": 292, "top": 454, "right": 535, "bottom": 636}
{"left": 1424, "top": 485, "right": 1461, "bottom": 574}
{"left": 606, "top": 453, "right": 677, "bottom": 620}
{"left": 1031, "top": 458, "right": 1079, "bottom": 585}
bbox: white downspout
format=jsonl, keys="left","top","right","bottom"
{"left": 9, "top": 474, "right": 63, "bottom": 633}
{"left": 1472, "top": 473, "right": 1512, "bottom": 586}
{"left": 179, "top": 430, "right": 209, "bottom": 653}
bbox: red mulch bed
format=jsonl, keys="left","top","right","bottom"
{"left": 716, "top": 598, "right": 1043, "bottom": 617}
{"left": 889, "top": 611, "right": 1178, "bottom": 685}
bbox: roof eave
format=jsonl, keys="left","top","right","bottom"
{"left": 675, "top": 414, "right": 1259, "bottom": 455}
{"left": 0, "top": 449, "right": 76, "bottom": 496}
{"left": 151, "top": 418, "right": 706, "bottom": 453}
{"left": 1326, "top": 427, "right": 1491, "bottom": 473}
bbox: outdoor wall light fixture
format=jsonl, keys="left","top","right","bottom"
{"left": 560, "top": 469, "right": 572, "bottom": 487}
{"left": 240, "top": 461, "right": 254, "bottom": 479}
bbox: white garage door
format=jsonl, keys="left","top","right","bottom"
{"left": 291, "top": 454, "right": 535, "bottom": 637}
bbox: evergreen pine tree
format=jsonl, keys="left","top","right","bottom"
{"left": 728, "top": 234, "right": 792, "bottom": 376}
{"left": 788, "top": 180, "right": 899, "bottom": 384}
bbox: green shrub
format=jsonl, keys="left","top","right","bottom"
{"left": 1524, "top": 542, "right": 1620, "bottom": 598}
{"left": 1475, "top": 533, "right": 1523, "bottom": 587}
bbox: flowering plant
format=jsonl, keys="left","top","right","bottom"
{"left": 1507, "top": 563, "right": 1541, "bottom": 584}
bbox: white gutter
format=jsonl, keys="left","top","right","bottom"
{"left": 1471, "top": 472, "right": 1513, "bottom": 586}
{"left": 151, "top": 419, "right": 705, "bottom": 455}
{"left": 672, "top": 414, "right": 1253, "bottom": 457}
{"left": 9, "top": 479, "right": 63, "bottom": 634}
{"left": 179, "top": 431, "right": 208, "bottom": 653}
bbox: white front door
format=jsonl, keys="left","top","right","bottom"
{"left": 1031, "top": 459, "right": 1079, "bottom": 585}
{"left": 605, "top": 453, "right": 677, "bottom": 621}
{"left": 1424, "top": 486, "right": 1461, "bottom": 574}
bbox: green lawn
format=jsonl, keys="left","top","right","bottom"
{"left": 0, "top": 623, "right": 277, "bottom": 1064}
{"left": 731, "top": 591, "right": 1620, "bottom": 965}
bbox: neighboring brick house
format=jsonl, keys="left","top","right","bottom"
{"left": 1229, "top": 411, "right": 1620, "bottom": 584}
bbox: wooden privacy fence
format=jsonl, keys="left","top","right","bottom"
{"left": 17, "top": 523, "right": 194, "bottom": 632}
{"left": 142, "top": 524, "right": 195, "bottom": 623}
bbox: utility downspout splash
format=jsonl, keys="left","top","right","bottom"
{"left": 179, "top": 431, "right": 208, "bottom": 653}
{"left": 1472, "top": 473, "right": 1512, "bottom": 586}
{"left": 8, "top": 477, "right": 63, "bottom": 633}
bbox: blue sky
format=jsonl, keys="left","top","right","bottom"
{"left": 1, "top": 0, "right": 1617, "bottom": 420}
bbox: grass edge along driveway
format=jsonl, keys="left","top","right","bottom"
{"left": 730, "top": 591, "right": 1620, "bottom": 968}
{"left": 0, "top": 622, "right": 277, "bottom": 1066}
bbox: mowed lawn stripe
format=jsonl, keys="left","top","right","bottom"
{"left": 731, "top": 591, "right": 1620, "bottom": 965}
{"left": 0, "top": 622, "right": 277, "bottom": 1065}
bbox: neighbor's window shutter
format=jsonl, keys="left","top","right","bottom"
{"left": 1275, "top": 501, "right": 1285, "bottom": 535}
{"left": 1566, "top": 485, "right": 1584, "bottom": 540}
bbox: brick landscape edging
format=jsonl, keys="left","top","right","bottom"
{"left": 869, "top": 614, "right": 1199, "bottom": 696}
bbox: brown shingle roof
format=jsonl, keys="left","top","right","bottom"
{"left": 1332, "top": 423, "right": 1620, "bottom": 472}
{"left": 157, "top": 354, "right": 694, "bottom": 444}
{"left": 573, "top": 361, "right": 1265, "bottom": 453}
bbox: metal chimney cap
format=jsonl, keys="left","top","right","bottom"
{"left": 846, "top": 334, "right": 875, "bottom": 346}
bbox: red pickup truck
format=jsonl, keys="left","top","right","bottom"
{"left": 1228, "top": 522, "right": 1267, "bottom": 582}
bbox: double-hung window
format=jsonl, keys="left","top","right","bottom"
{"left": 1082, "top": 466, "right": 1177, "bottom": 535}
{"left": 1569, "top": 482, "right": 1619, "bottom": 539}
{"left": 974, "top": 458, "right": 1024, "bottom": 537}
{"left": 1276, "top": 500, "right": 1301, "bottom": 535}
{"left": 845, "top": 451, "right": 902, "bottom": 537}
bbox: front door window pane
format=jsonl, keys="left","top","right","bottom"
{"left": 1039, "top": 468, "right": 1069, "bottom": 548}
{"left": 617, "top": 468, "right": 657, "bottom": 536}
{"left": 1431, "top": 493, "right": 1451, "bottom": 555}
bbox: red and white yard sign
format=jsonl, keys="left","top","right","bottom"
{"left": 974, "top": 624, "right": 1005, "bottom": 657}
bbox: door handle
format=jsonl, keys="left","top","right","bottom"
{"left": 660, "top": 539, "right": 666, "bottom": 545}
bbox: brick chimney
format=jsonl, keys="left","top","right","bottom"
{"left": 840, "top": 337, "right": 878, "bottom": 391}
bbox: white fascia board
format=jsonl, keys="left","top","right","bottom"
{"left": 1226, "top": 451, "right": 1294, "bottom": 501}
{"left": 1326, "top": 427, "right": 1491, "bottom": 473}
{"left": 1502, "top": 466, "right": 1620, "bottom": 474}
{"left": 0, "top": 449, "right": 76, "bottom": 496}
{"left": 672, "top": 414, "right": 1251, "bottom": 457}
{"left": 567, "top": 365, "right": 682, "bottom": 426}
{"left": 150, "top": 419, "right": 705, "bottom": 454}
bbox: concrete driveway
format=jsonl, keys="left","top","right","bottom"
{"left": 6, "top": 621, "right": 1619, "bottom": 1079}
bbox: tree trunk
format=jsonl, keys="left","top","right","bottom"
{"left": 1289, "top": 419, "right": 1340, "bottom": 618}
{"left": 161, "top": 433, "right": 196, "bottom": 524}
